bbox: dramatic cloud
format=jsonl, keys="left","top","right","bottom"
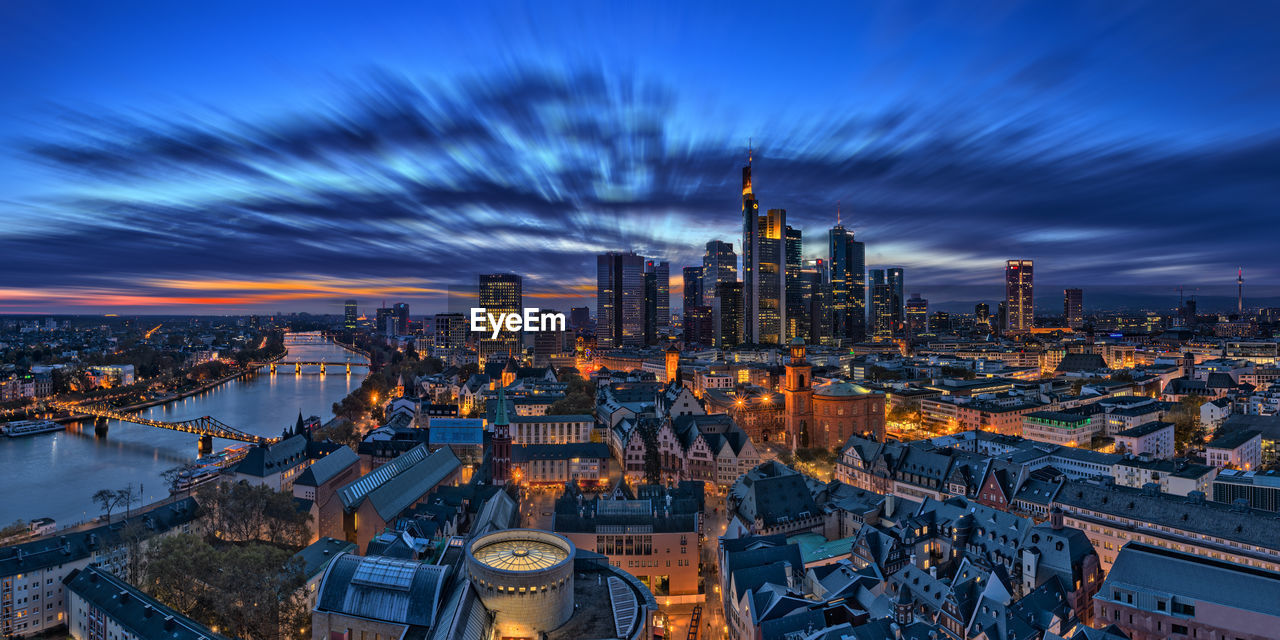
{"left": 4, "top": 57, "right": 1279, "bottom": 313}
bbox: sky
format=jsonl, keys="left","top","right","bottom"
{"left": 2, "top": 0, "right": 1278, "bottom": 315}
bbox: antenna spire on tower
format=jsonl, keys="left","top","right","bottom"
{"left": 837, "top": 201, "right": 841, "bottom": 226}
{"left": 748, "top": 137, "right": 753, "bottom": 166}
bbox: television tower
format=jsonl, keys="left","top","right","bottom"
{"left": 1238, "top": 267, "right": 1244, "bottom": 315}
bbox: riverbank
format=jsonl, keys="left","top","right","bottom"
{"left": 51, "top": 363, "right": 270, "bottom": 424}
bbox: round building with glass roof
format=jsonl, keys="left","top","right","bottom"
{"left": 466, "top": 529, "right": 576, "bottom": 637}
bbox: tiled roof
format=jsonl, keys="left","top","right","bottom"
{"left": 64, "top": 566, "right": 225, "bottom": 640}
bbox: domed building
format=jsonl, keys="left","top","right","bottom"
{"left": 783, "top": 339, "right": 885, "bottom": 448}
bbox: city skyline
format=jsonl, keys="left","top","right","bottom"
{"left": 3, "top": 2, "right": 1280, "bottom": 314}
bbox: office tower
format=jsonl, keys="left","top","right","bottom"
{"left": 682, "top": 266, "right": 703, "bottom": 312}
{"left": 784, "top": 226, "right": 807, "bottom": 341}
{"left": 804, "top": 259, "right": 832, "bottom": 345}
{"left": 343, "top": 299, "right": 357, "bottom": 329}
{"left": 532, "top": 310, "right": 565, "bottom": 367}
{"left": 1005, "top": 259, "right": 1034, "bottom": 333}
{"left": 713, "top": 281, "right": 743, "bottom": 348}
{"left": 996, "top": 301, "right": 1008, "bottom": 336}
{"left": 644, "top": 260, "right": 670, "bottom": 340}
{"left": 644, "top": 269, "right": 658, "bottom": 345}
{"left": 975, "top": 303, "right": 990, "bottom": 325}
{"left": 569, "top": 306, "right": 591, "bottom": 329}
{"left": 739, "top": 150, "right": 786, "bottom": 345}
{"left": 701, "top": 241, "right": 737, "bottom": 307}
{"left": 375, "top": 306, "right": 394, "bottom": 336}
{"left": 906, "top": 294, "right": 928, "bottom": 336}
{"left": 393, "top": 302, "right": 410, "bottom": 335}
{"left": 684, "top": 305, "right": 714, "bottom": 346}
{"left": 930, "top": 311, "right": 951, "bottom": 333}
{"left": 886, "top": 267, "right": 905, "bottom": 334}
{"left": 597, "top": 251, "right": 645, "bottom": 349}
{"left": 478, "top": 273, "right": 523, "bottom": 363}
{"left": 1238, "top": 267, "right": 1244, "bottom": 315}
{"left": 869, "top": 269, "right": 894, "bottom": 338}
{"left": 434, "top": 313, "right": 467, "bottom": 350}
{"left": 829, "top": 223, "right": 866, "bottom": 345}
{"left": 1064, "top": 288, "right": 1083, "bottom": 329}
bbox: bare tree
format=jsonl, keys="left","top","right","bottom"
{"left": 92, "top": 488, "right": 117, "bottom": 523}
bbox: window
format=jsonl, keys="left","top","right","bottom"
{"left": 1172, "top": 624, "right": 1188, "bottom": 635}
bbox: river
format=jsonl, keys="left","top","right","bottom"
{"left": 0, "top": 339, "right": 368, "bottom": 528}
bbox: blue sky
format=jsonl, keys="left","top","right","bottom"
{"left": 2, "top": 1, "right": 1278, "bottom": 314}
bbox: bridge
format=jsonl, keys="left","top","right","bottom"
{"left": 48, "top": 400, "right": 275, "bottom": 453}
{"left": 250, "top": 360, "right": 370, "bottom": 374}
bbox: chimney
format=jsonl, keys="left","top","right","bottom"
{"left": 1049, "top": 506, "right": 1064, "bottom": 530}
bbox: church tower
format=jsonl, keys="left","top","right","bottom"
{"left": 783, "top": 337, "right": 813, "bottom": 447}
{"left": 491, "top": 387, "right": 512, "bottom": 485}
{"left": 665, "top": 344, "right": 680, "bottom": 384}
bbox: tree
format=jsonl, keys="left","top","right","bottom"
{"left": 1170, "top": 395, "right": 1208, "bottom": 453}
{"left": 115, "top": 484, "right": 138, "bottom": 520}
{"left": 92, "top": 488, "right": 118, "bottom": 522}
{"left": 197, "top": 481, "right": 311, "bottom": 547}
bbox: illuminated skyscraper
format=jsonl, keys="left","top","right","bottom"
{"left": 740, "top": 148, "right": 786, "bottom": 345}
{"left": 905, "top": 294, "right": 928, "bottom": 336}
{"left": 393, "top": 302, "right": 410, "bottom": 335}
{"left": 1064, "top": 288, "right": 1083, "bottom": 329}
{"left": 975, "top": 302, "right": 990, "bottom": 325}
{"left": 784, "top": 226, "right": 807, "bottom": 341}
{"left": 869, "top": 269, "right": 893, "bottom": 338}
{"left": 701, "top": 241, "right": 737, "bottom": 307}
{"left": 644, "top": 260, "right": 670, "bottom": 342}
{"left": 804, "top": 258, "right": 832, "bottom": 344}
{"left": 829, "top": 223, "right": 866, "bottom": 345}
{"left": 343, "top": 299, "right": 357, "bottom": 329}
{"left": 434, "top": 313, "right": 467, "bottom": 350}
{"left": 479, "top": 273, "right": 523, "bottom": 363}
{"left": 597, "top": 251, "right": 645, "bottom": 349}
{"left": 887, "top": 267, "right": 905, "bottom": 334}
{"left": 682, "top": 266, "right": 703, "bottom": 313}
{"left": 1005, "top": 260, "right": 1034, "bottom": 333}
{"left": 683, "top": 305, "right": 714, "bottom": 346}
{"left": 375, "top": 306, "right": 394, "bottom": 336}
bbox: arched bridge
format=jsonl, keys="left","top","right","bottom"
{"left": 48, "top": 400, "right": 275, "bottom": 448}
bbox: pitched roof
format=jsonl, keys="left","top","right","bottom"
{"left": 232, "top": 434, "right": 309, "bottom": 477}
{"left": 316, "top": 553, "right": 449, "bottom": 628}
{"left": 64, "top": 566, "right": 226, "bottom": 640}
{"left": 295, "top": 446, "right": 360, "bottom": 487}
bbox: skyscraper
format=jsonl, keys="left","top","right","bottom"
{"left": 996, "top": 300, "right": 1008, "bottom": 335}
{"left": 682, "top": 266, "right": 703, "bottom": 313}
{"left": 886, "top": 267, "right": 905, "bottom": 335}
{"left": 905, "top": 294, "right": 928, "bottom": 336}
{"left": 1064, "top": 288, "right": 1083, "bottom": 329}
{"left": 701, "top": 241, "right": 737, "bottom": 307}
{"left": 975, "top": 302, "right": 990, "bottom": 325}
{"left": 569, "top": 306, "right": 591, "bottom": 329}
{"left": 805, "top": 259, "right": 832, "bottom": 345}
{"left": 829, "top": 223, "right": 866, "bottom": 345}
{"left": 645, "top": 260, "right": 670, "bottom": 340}
{"left": 713, "top": 281, "right": 743, "bottom": 348}
{"left": 434, "top": 313, "right": 467, "bottom": 350}
{"left": 869, "top": 269, "right": 893, "bottom": 338}
{"left": 343, "top": 299, "right": 357, "bottom": 329}
{"left": 784, "top": 226, "right": 807, "bottom": 342}
{"left": 739, "top": 149, "right": 786, "bottom": 345}
{"left": 644, "top": 268, "right": 658, "bottom": 346}
{"left": 597, "top": 251, "right": 645, "bottom": 349}
{"left": 532, "top": 309, "right": 565, "bottom": 367}
{"left": 478, "top": 273, "right": 523, "bottom": 363}
{"left": 683, "top": 305, "right": 714, "bottom": 347}
{"left": 393, "top": 302, "right": 410, "bottom": 335}
{"left": 375, "top": 305, "right": 394, "bottom": 336}
{"left": 1005, "top": 260, "right": 1034, "bottom": 333}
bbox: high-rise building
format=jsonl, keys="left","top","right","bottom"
{"left": 905, "top": 294, "right": 928, "bottom": 336}
{"left": 739, "top": 151, "right": 786, "bottom": 345}
{"left": 930, "top": 311, "right": 951, "bottom": 333}
{"left": 682, "top": 266, "right": 703, "bottom": 313}
{"left": 393, "top": 302, "right": 410, "bottom": 335}
{"left": 701, "top": 241, "right": 737, "bottom": 307}
{"left": 784, "top": 226, "right": 807, "bottom": 342}
{"left": 996, "top": 301, "right": 1008, "bottom": 335}
{"left": 478, "top": 273, "right": 523, "bottom": 364}
{"left": 1064, "top": 288, "right": 1083, "bottom": 329}
{"left": 804, "top": 259, "right": 832, "bottom": 345}
{"left": 975, "top": 302, "right": 990, "bottom": 325}
{"left": 434, "top": 313, "right": 467, "bottom": 350}
{"left": 1005, "top": 259, "right": 1034, "bottom": 333}
{"left": 713, "top": 281, "right": 743, "bottom": 349}
{"left": 886, "top": 267, "right": 905, "bottom": 334}
{"left": 869, "top": 269, "right": 893, "bottom": 338}
{"left": 597, "top": 251, "right": 645, "bottom": 349}
{"left": 343, "top": 299, "right": 357, "bottom": 330}
{"left": 532, "top": 310, "right": 565, "bottom": 367}
{"left": 375, "top": 306, "right": 394, "bottom": 337}
{"left": 644, "top": 260, "right": 670, "bottom": 344}
{"left": 829, "top": 223, "right": 866, "bottom": 345}
{"left": 683, "top": 305, "right": 714, "bottom": 347}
